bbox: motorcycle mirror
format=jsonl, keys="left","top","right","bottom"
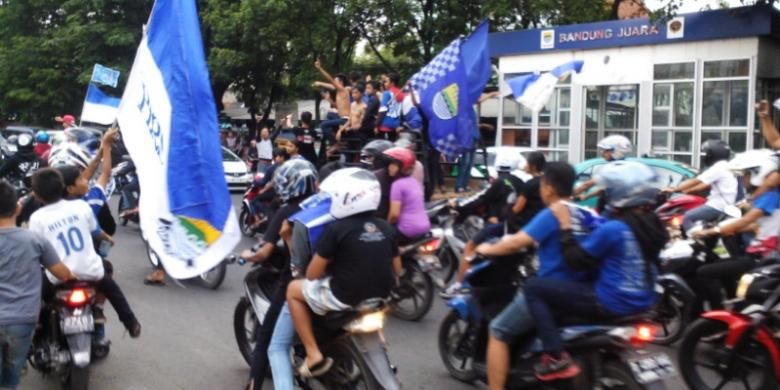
{"left": 723, "top": 205, "right": 741, "bottom": 219}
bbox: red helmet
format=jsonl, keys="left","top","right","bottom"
{"left": 382, "top": 147, "right": 415, "bottom": 175}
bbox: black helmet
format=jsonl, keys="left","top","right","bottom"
{"left": 701, "top": 139, "right": 731, "bottom": 167}
{"left": 360, "top": 139, "right": 393, "bottom": 169}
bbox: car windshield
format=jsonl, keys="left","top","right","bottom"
{"left": 222, "top": 147, "right": 240, "bottom": 162}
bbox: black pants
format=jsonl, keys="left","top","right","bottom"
{"left": 694, "top": 256, "right": 757, "bottom": 310}
{"left": 251, "top": 278, "right": 289, "bottom": 390}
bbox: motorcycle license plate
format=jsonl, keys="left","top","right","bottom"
{"left": 628, "top": 353, "right": 676, "bottom": 384}
{"left": 61, "top": 315, "right": 94, "bottom": 335}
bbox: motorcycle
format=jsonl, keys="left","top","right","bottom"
{"left": 113, "top": 160, "right": 139, "bottom": 227}
{"left": 655, "top": 193, "right": 705, "bottom": 239}
{"left": 238, "top": 172, "right": 273, "bottom": 237}
{"left": 143, "top": 238, "right": 228, "bottom": 290}
{"left": 438, "top": 256, "right": 675, "bottom": 389}
{"left": 28, "top": 282, "right": 101, "bottom": 390}
{"left": 231, "top": 245, "right": 401, "bottom": 390}
{"left": 388, "top": 234, "right": 440, "bottom": 322}
{"left": 427, "top": 200, "right": 484, "bottom": 289}
{"left": 678, "top": 263, "right": 780, "bottom": 390}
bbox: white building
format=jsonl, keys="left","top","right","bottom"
{"left": 489, "top": 4, "right": 780, "bottom": 167}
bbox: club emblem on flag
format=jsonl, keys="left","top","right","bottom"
{"left": 433, "top": 84, "right": 459, "bottom": 120}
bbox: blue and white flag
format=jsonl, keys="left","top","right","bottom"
{"left": 81, "top": 83, "right": 120, "bottom": 125}
{"left": 91, "top": 64, "right": 121, "bottom": 88}
{"left": 508, "top": 60, "right": 584, "bottom": 112}
{"left": 409, "top": 21, "right": 491, "bottom": 158}
{"left": 117, "top": 0, "right": 239, "bottom": 279}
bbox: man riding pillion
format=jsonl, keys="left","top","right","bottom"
{"left": 572, "top": 134, "right": 632, "bottom": 208}
{"left": 524, "top": 161, "right": 666, "bottom": 380}
{"left": 286, "top": 168, "right": 401, "bottom": 377}
{"left": 472, "top": 162, "right": 602, "bottom": 390}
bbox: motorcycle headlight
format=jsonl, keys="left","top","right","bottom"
{"left": 736, "top": 274, "right": 756, "bottom": 299}
{"left": 344, "top": 311, "right": 386, "bottom": 334}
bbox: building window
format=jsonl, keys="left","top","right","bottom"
{"left": 700, "top": 59, "right": 750, "bottom": 156}
{"left": 584, "top": 84, "right": 639, "bottom": 159}
{"left": 651, "top": 62, "right": 695, "bottom": 164}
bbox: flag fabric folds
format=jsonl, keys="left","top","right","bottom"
{"left": 81, "top": 83, "right": 120, "bottom": 125}
{"left": 409, "top": 21, "right": 491, "bottom": 159}
{"left": 507, "top": 60, "right": 584, "bottom": 113}
{"left": 116, "top": 0, "right": 239, "bottom": 279}
{"left": 91, "top": 64, "right": 121, "bottom": 88}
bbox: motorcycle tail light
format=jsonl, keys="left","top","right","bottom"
{"left": 419, "top": 238, "right": 441, "bottom": 254}
{"left": 57, "top": 288, "right": 94, "bottom": 307}
{"left": 345, "top": 311, "right": 386, "bottom": 334}
{"left": 670, "top": 215, "right": 682, "bottom": 228}
{"left": 631, "top": 324, "right": 656, "bottom": 345}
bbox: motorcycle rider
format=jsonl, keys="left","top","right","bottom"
{"left": 524, "top": 161, "right": 666, "bottom": 380}
{"left": 245, "top": 147, "right": 289, "bottom": 231}
{"left": 286, "top": 168, "right": 401, "bottom": 377}
{"left": 0, "top": 179, "right": 74, "bottom": 390}
{"left": 0, "top": 133, "right": 42, "bottom": 186}
{"left": 572, "top": 134, "right": 632, "bottom": 208}
{"left": 441, "top": 152, "right": 537, "bottom": 298}
{"left": 666, "top": 139, "right": 740, "bottom": 233}
{"left": 692, "top": 150, "right": 780, "bottom": 309}
{"left": 360, "top": 139, "right": 394, "bottom": 217}
{"left": 33, "top": 130, "right": 51, "bottom": 160}
{"left": 241, "top": 158, "right": 318, "bottom": 390}
{"left": 473, "top": 162, "right": 601, "bottom": 390}
{"left": 383, "top": 147, "right": 430, "bottom": 241}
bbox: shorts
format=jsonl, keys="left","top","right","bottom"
{"left": 489, "top": 293, "right": 534, "bottom": 343}
{"left": 302, "top": 278, "right": 351, "bottom": 316}
{"left": 472, "top": 223, "right": 505, "bottom": 245}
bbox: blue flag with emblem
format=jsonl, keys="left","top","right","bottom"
{"left": 409, "top": 21, "right": 491, "bottom": 158}
{"left": 116, "top": 0, "right": 239, "bottom": 279}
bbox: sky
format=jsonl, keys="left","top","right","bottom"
{"left": 644, "top": 0, "right": 751, "bottom": 13}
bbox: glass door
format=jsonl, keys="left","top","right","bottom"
{"left": 583, "top": 85, "right": 640, "bottom": 159}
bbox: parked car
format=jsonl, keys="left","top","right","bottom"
{"left": 574, "top": 157, "right": 698, "bottom": 208}
{"left": 222, "top": 146, "right": 252, "bottom": 191}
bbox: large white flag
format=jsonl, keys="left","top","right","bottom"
{"left": 117, "top": 0, "right": 239, "bottom": 279}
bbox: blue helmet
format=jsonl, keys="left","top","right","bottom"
{"left": 273, "top": 159, "right": 318, "bottom": 203}
{"left": 35, "top": 130, "right": 50, "bottom": 144}
{"left": 595, "top": 161, "right": 660, "bottom": 209}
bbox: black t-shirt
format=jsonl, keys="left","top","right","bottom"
{"left": 293, "top": 127, "right": 318, "bottom": 166}
{"left": 263, "top": 202, "right": 301, "bottom": 246}
{"left": 511, "top": 176, "right": 543, "bottom": 229}
{"left": 316, "top": 214, "right": 398, "bottom": 305}
{"left": 362, "top": 95, "right": 380, "bottom": 134}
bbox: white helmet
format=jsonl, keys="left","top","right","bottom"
{"left": 318, "top": 167, "right": 381, "bottom": 219}
{"left": 595, "top": 161, "right": 660, "bottom": 208}
{"left": 494, "top": 153, "right": 525, "bottom": 173}
{"left": 597, "top": 135, "right": 632, "bottom": 160}
{"left": 48, "top": 142, "right": 90, "bottom": 169}
{"left": 728, "top": 149, "right": 778, "bottom": 187}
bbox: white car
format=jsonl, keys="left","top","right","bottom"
{"left": 222, "top": 147, "right": 252, "bottom": 191}
{"left": 471, "top": 146, "right": 536, "bottom": 182}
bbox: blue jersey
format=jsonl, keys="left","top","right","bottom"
{"left": 581, "top": 220, "right": 656, "bottom": 315}
{"left": 84, "top": 185, "right": 107, "bottom": 218}
{"left": 523, "top": 203, "right": 602, "bottom": 281}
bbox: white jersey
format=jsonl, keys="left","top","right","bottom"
{"left": 698, "top": 160, "right": 739, "bottom": 212}
{"left": 29, "top": 199, "right": 104, "bottom": 283}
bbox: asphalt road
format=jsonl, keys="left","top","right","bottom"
{"left": 22, "top": 194, "right": 689, "bottom": 390}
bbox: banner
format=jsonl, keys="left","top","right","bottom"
{"left": 507, "top": 60, "right": 584, "bottom": 112}
{"left": 81, "top": 83, "right": 120, "bottom": 125}
{"left": 409, "top": 21, "right": 491, "bottom": 158}
{"left": 91, "top": 64, "right": 121, "bottom": 88}
{"left": 117, "top": 0, "right": 239, "bottom": 279}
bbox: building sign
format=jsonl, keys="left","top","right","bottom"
{"left": 541, "top": 29, "right": 555, "bottom": 49}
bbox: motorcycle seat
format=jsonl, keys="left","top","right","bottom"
{"left": 55, "top": 280, "right": 97, "bottom": 290}
{"left": 399, "top": 232, "right": 434, "bottom": 254}
{"left": 558, "top": 312, "right": 651, "bottom": 327}
{"left": 313, "top": 299, "right": 386, "bottom": 329}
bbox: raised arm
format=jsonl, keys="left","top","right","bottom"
{"left": 96, "top": 127, "right": 119, "bottom": 189}
{"left": 756, "top": 100, "right": 780, "bottom": 149}
{"left": 314, "top": 58, "right": 342, "bottom": 91}
{"left": 312, "top": 81, "right": 335, "bottom": 91}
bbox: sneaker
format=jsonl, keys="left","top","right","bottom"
{"left": 125, "top": 319, "right": 142, "bottom": 339}
{"left": 534, "top": 352, "right": 581, "bottom": 381}
{"left": 439, "top": 282, "right": 463, "bottom": 299}
{"left": 93, "top": 306, "right": 106, "bottom": 324}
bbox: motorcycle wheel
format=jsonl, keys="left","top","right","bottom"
{"left": 595, "top": 361, "right": 643, "bottom": 390}
{"left": 651, "top": 283, "right": 689, "bottom": 345}
{"left": 434, "top": 245, "right": 458, "bottom": 287}
{"left": 438, "top": 311, "right": 477, "bottom": 382}
{"left": 305, "top": 340, "right": 383, "bottom": 390}
{"left": 145, "top": 240, "right": 160, "bottom": 268}
{"left": 64, "top": 364, "right": 90, "bottom": 390}
{"left": 390, "top": 262, "right": 434, "bottom": 322}
{"left": 239, "top": 206, "right": 255, "bottom": 237}
{"left": 679, "top": 319, "right": 777, "bottom": 390}
{"left": 197, "top": 261, "right": 227, "bottom": 290}
{"left": 233, "top": 297, "right": 259, "bottom": 367}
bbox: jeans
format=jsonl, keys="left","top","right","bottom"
{"left": 489, "top": 293, "right": 534, "bottom": 343}
{"left": 682, "top": 205, "right": 723, "bottom": 232}
{"left": 268, "top": 303, "right": 296, "bottom": 390}
{"left": 524, "top": 278, "right": 607, "bottom": 354}
{"left": 455, "top": 149, "right": 475, "bottom": 191}
{"left": 472, "top": 223, "right": 505, "bottom": 245}
{"left": 250, "top": 281, "right": 287, "bottom": 390}
{"left": 0, "top": 323, "right": 35, "bottom": 389}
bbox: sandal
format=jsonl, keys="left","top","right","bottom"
{"left": 143, "top": 275, "right": 165, "bottom": 285}
{"left": 297, "top": 356, "right": 333, "bottom": 378}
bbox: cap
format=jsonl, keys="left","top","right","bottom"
{"left": 56, "top": 114, "right": 76, "bottom": 125}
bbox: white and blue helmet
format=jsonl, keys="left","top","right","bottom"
{"left": 596, "top": 160, "right": 660, "bottom": 209}
{"left": 273, "top": 159, "right": 318, "bottom": 202}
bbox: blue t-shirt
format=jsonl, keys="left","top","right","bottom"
{"left": 379, "top": 89, "right": 403, "bottom": 130}
{"left": 523, "top": 204, "right": 602, "bottom": 281}
{"left": 84, "top": 185, "right": 107, "bottom": 218}
{"left": 749, "top": 190, "right": 780, "bottom": 252}
{"left": 753, "top": 190, "right": 780, "bottom": 216}
{"left": 581, "top": 220, "right": 656, "bottom": 316}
